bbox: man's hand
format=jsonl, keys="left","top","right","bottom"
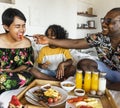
{"left": 33, "top": 34, "right": 49, "bottom": 44}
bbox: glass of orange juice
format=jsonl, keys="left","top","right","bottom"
{"left": 75, "top": 70, "right": 83, "bottom": 89}
{"left": 83, "top": 71, "right": 91, "bottom": 93}
{"left": 91, "top": 71, "right": 99, "bottom": 91}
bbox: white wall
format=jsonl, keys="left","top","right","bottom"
{"left": 93, "top": 0, "right": 120, "bottom": 32}
{"left": 77, "top": 0, "right": 97, "bottom": 38}
{"left": 0, "top": 0, "right": 120, "bottom": 39}
{"left": 0, "top": 0, "right": 77, "bottom": 38}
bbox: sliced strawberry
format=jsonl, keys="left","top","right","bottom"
{"left": 9, "top": 95, "right": 22, "bottom": 106}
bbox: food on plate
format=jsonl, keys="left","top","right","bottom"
{"left": 79, "top": 105, "right": 93, "bottom": 108}
{"left": 60, "top": 81, "right": 75, "bottom": 92}
{"left": 8, "top": 95, "right": 23, "bottom": 108}
{"left": 67, "top": 96, "right": 87, "bottom": 103}
{"left": 67, "top": 96, "right": 103, "bottom": 108}
{"left": 63, "top": 83, "right": 74, "bottom": 87}
{"left": 44, "top": 88, "right": 61, "bottom": 99}
{"left": 44, "top": 85, "right": 51, "bottom": 89}
{"left": 41, "top": 84, "right": 51, "bottom": 91}
{"left": 74, "top": 89, "right": 85, "bottom": 96}
{"left": 33, "top": 87, "right": 61, "bottom": 104}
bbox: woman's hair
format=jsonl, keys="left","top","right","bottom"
{"left": 2, "top": 8, "right": 26, "bottom": 27}
{"left": 45, "top": 24, "right": 68, "bottom": 39}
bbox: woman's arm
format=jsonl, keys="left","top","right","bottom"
{"left": 4, "top": 65, "right": 29, "bottom": 73}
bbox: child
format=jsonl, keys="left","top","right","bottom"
{"left": 31, "top": 24, "right": 76, "bottom": 81}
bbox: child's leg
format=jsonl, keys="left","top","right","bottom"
{"left": 29, "top": 67, "right": 56, "bottom": 80}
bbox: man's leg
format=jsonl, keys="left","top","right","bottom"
{"left": 77, "top": 58, "right": 98, "bottom": 77}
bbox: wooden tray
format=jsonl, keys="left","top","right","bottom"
{"left": 17, "top": 79, "right": 117, "bottom": 108}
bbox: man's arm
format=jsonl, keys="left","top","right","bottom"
{"left": 34, "top": 35, "right": 90, "bottom": 49}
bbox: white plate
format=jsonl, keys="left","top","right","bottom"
{"left": 25, "top": 86, "right": 68, "bottom": 107}
{"left": 65, "top": 96, "right": 103, "bottom": 108}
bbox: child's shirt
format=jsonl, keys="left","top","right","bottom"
{"left": 37, "top": 46, "right": 73, "bottom": 70}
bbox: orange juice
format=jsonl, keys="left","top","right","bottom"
{"left": 75, "top": 70, "right": 82, "bottom": 89}
{"left": 91, "top": 71, "right": 99, "bottom": 91}
{"left": 83, "top": 71, "right": 91, "bottom": 92}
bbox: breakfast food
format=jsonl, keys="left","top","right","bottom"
{"left": 44, "top": 88, "right": 60, "bottom": 98}
{"left": 44, "top": 88, "right": 61, "bottom": 103}
{"left": 18, "top": 33, "right": 24, "bottom": 40}
{"left": 61, "top": 81, "right": 75, "bottom": 92}
{"left": 90, "top": 90, "right": 96, "bottom": 95}
{"left": 63, "top": 83, "right": 74, "bottom": 87}
{"left": 96, "top": 90, "right": 103, "bottom": 96}
{"left": 8, "top": 95, "right": 23, "bottom": 108}
{"left": 74, "top": 89, "right": 85, "bottom": 96}
{"left": 33, "top": 87, "right": 61, "bottom": 104}
{"left": 20, "top": 35, "right": 24, "bottom": 40}
{"left": 89, "top": 90, "right": 104, "bottom": 96}
{"left": 67, "top": 96, "right": 103, "bottom": 108}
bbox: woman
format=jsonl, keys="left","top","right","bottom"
{"left": 0, "top": 8, "right": 34, "bottom": 93}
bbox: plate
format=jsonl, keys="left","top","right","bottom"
{"left": 25, "top": 85, "right": 68, "bottom": 107}
{"left": 65, "top": 96, "right": 103, "bottom": 108}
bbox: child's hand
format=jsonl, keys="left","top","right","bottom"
{"left": 56, "top": 63, "right": 64, "bottom": 80}
{"left": 41, "top": 61, "right": 51, "bottom": 69}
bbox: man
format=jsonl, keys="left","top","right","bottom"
{"left": 34, "top": 8, "right": 120, "bottom": 90}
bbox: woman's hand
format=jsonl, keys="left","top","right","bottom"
{"left": 33, "top": 34, "right": 49, "bottom": 44}
{"left": 3, "top": 69, "right": 12, "bottom": 72}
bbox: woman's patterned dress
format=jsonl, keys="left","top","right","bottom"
{"left": 0, "top": 46, "right": 34, "bottom": 93}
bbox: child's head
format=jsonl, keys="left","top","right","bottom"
{"left": 45, "top": 24, "right": 68, "bottom": 39}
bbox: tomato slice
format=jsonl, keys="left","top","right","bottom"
{"left": 48, "top": 98, "right": 54, "bottom": 104}
{"left": 67, "top": 96, "right": 88, "bottom": 103}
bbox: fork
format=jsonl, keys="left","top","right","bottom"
{"left": 27, "top": 91, "right": 50, "bottom": 108}
{"left": 25, "top": 35, "right": 33, "bottom": 37}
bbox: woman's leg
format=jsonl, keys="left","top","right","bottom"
{"left": 0, "top": 71, "right": 34, "bottom": 94}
